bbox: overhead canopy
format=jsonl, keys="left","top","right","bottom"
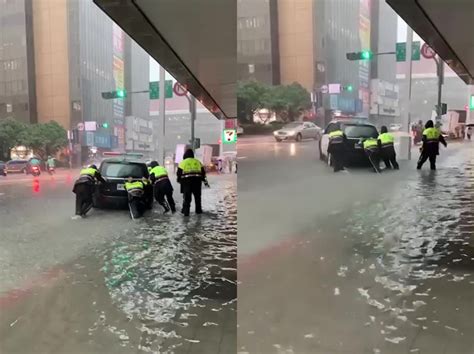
{"left": 93, "top": 0, "right": 236, "bottom": 119}
{"left": 386, "top": 0, "right": 474, "bottom": 85}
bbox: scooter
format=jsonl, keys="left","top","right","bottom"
{"left": 31, "top": 165, "right": 41, "bottom": 177}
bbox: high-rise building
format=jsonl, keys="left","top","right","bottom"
{"left": 237, "top": 0, "right": 279, "bottom": 85}
{"left": 0, "top": 0, "right": 37, "bottom": 124}
{"left": 0, "top": 0, "right": 150, "bottom": 163}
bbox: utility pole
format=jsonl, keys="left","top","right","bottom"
{"left": 401, "top": 27, "right": 414, "bottom": 160}
{"left": 158, "top": 65, "right": 166, "bottom": 165}
{"left": 190, "top": 95, "right": 196, "bottom": 150}
{"left": 435, "top": 57, "right": 444, "bottom": 124}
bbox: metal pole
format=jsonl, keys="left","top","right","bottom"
{"left": 190, "top": 95, "right": 196, "bottom": 150}
{"left": 403, "top": 27, "right": 414, "bottom": 160}
{"left": 158, "top": 65, "right": 166, "bottom": 165}
{"left": 436, "top": 57, "right": 444, "bottom": 124}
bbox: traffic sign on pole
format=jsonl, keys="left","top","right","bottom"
{"left": 149, "top": 80, "right": 173, "bottom": 99}
{"left": 421, "top": 43, "right": 436, "bottom": 59}
{"left": 223, "top": 129, "right": 237, "bottom": 144}
{"left": 173, "top": 82, "right": 188, "bottom": 96}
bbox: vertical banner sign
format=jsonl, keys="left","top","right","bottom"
{"left": 359, "top": 0, "right": 371, "bottom": 117}
{"left": 113, "top": 24, "right": 124, "bottom": 119}
{"left": 113, "top": 23, "right": 125, "bottom": 149}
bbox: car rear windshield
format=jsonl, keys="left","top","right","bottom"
{"left": 344, "top": 125, "right": 378, "bottom": 138}
{"left": 101, "top": 162, "right": 146, "bottom": 178}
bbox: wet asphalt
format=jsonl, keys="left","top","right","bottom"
{"left": 238, "top": 136, "right": 474, "bottom": 354}
{"left": 0, "top": 173, "right": 236, "bottom": 354}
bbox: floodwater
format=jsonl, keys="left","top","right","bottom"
{"left": 238, "top": 146, "right": 474, "bottom": 353}
{"left": 0, "top": 178, "right": 236, "bottom": 354}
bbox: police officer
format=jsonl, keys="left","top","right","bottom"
{"left": 149, "top": 160, "right": 176, "bottom": 214}
{"left": 124, "top": 177, "right": 147, "bottom": 219}
{"left": 72, "top": 164, "right": 105, "bottom": 218}
{"left": 417, "top": 119, "right": 447, "bottom": 170}
{"left": 363, "top": 137, "right": 382, "bottom": 173}
{"left": 327, "top": 123, "right": 346, "bottom": 172}
{"left": 177, "top": 149, "right": 209, "bottom": 216}
{"left": 378, "top": 126, "right": 399, "bottom": 170}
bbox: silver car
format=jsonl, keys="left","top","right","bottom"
{"left": 273, "top": 122, "right": 322, "bottom": 142}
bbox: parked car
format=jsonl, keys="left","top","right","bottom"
{"left": 237, "top": 126, "right": 244, "bottom": 135}
{"left": 319, "top": 120, "right": 379, "bottom": 166}
{"left": 273, "top": 122, "right": 322, "bottom": 142}
{"left": 389, "top": 123, "right": 402, "bottom": 131}
{"left": 93, "top": 154, "right": 153, "bottom": 209}
{"left": 5, "top": 160, "right": 29, "bottom": 174}
{"left": 0, "top": 161, "right": 7, "bottom": 176}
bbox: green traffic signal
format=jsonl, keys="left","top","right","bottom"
{"left": 361, "top": 50, "right": 373, "bottom": 60}
{"left": 346, "top": 85, "right": 353, "bottom": 92}
{"left": 116, "top": 89, "right": 126, "bottom": 98}
{"left": 102, "top": 123, "right": 109, "bottom": 128}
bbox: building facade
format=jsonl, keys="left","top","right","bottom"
{"left": 237, "top": 0, "right": 279, "bottom": 85}
{"left": 0, "top": 0, "right": 37, "bottom": 123}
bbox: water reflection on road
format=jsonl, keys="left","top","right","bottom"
{"left": 238, "top": 146, "right": 474, "bottom": 353}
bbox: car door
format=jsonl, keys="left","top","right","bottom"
{"left": 307, "top": 122, "right": 318, "bottom": 138}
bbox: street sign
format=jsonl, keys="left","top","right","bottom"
{"left": 84, "top": 121, "right": 97, "bottom": 131}
{"left": 223, "top": 129, "right": 237, "bottom": 144}
{"left": 328, "top": 83, "right": 341, "bottom": 94}
{"left": 149, "top": 80, "right": 173, "bottom": 99}
{"left": 421, "top": 43, "right": 436, "bottom": 59}
{"left": 320, "top": 85, "right": 329, "bottom": 94}
{"left": 77, "top": 122, "right": 84, "bottom": 131}
{"left": 396, "top": 42, "right": 421, "bottom": 62}
{"left": 173, "top": 82, "right": 188, "bottom": 96}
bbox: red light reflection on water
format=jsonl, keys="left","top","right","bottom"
{"left": 32, "top": 178, "right": 40, "bottom": 194}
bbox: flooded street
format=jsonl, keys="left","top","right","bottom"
{"left": 238, "top": 137, "right": 473, "bottom": 353}
{"left": 0, "top": 174, "right": 236, "bottom": 354}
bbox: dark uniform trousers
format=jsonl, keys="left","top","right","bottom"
{"left": 154, "top": 178, "right": 176, "bottom": 212}
{"left": 381, "top": 145, "right": 399, "bottom": 169}
{"left": 73, "top": 181, "right": 94, "bottom": 216}
{"left": 181, "top": 177, "right": 202, "bottom": 215}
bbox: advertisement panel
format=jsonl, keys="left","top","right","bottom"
{"left": 113, "top": 24, "right": 125, "bottom": 149}
{"left": 359, "top": 0, "right": 371, "bottom": 116}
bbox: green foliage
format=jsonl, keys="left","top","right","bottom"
{"left": 23, "top": 121, "right": 68, "bottom": 159}
{"left": 237, "top": 81, "right": 312, "bottom": 123}
{"left": 266, "top": 83, "right": 312, "bottom": 122}
{"left": 0, "top": 118, "right": 27, "bottom": 159}
{"left": 237, "top": 80, "right": 271, "bottom": 123}
{"left": 0, "top": 119, "right": 68, "bottom": 159}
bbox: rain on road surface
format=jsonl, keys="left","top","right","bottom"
{"left": 0, "top": 172, "right": 236, "bottom": 354}
{"left": 238, "top": 135, "right": 474, "bottom": 353}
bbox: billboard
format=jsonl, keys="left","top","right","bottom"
{"left": 359, "top": 0, "right": 371, "bottom": 116}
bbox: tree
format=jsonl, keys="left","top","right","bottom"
{"left": 266, "top": 83, "right": 312, "bottom": 122}
{"left": 23, "top": 121, "right": 68, "bottom": 159}
{"left": 0, "top": 118, "right": 27, "bottom": 160}
{"left": 237, "top": 80, "right": 271, "bottom": 123}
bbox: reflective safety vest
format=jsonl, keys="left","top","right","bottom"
{"left": 363, "top": 138, "right": 379, "bottom": 150}
{"left": 80, "top": 167, "right": 97, "bottom": 177}
{"left": 378, "top": 132, "right": 395, "bottom": 147}
{"left": 178, "top": 158, "right": 202, "bottom": 178}
{"left": 147, "top": 167, "right": 152, "bottom": 173}
{"left": 124, "top": 181, "right": 144, "bottom": 196}
{"left": 150, "top": 166, "right": 168, "bottom": 179}
{"left": 423, "top": 127, "right": 441, "bottom": 143}
{"left": 328, "top": 130, "right": 344, "bottom": 144}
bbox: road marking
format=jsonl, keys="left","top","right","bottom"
{"left": 237, "top": 156, "right": 248, "bottom": 160}
{"left": 0, "top": 193, "right": 4, "bottom": 196}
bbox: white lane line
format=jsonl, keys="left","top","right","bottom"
{"left": 237, "top": 156, "right": 248, "bottom": 160}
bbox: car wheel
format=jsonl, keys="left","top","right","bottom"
{"left": 296, "top": 133, "right": 302, "bottom": 142}
{"left": 275, "top": 138, "right": 282, "bottom": 142}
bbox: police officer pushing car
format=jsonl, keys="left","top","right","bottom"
{"left": 72, "top": 164, "right": 105, "bottom": 218}
{"left": 149, "top": 160, "right": 176, "bottom": 214}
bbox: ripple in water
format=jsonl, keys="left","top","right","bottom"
{"left": 98, "top": 180, "right": 236, "bottom": 352}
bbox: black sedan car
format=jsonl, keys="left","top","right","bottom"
{"left": 93, "top": 155, "right": 153, "bottom": 209}
{"left": 319, "top": 120, "right": 379, "bottom": 166}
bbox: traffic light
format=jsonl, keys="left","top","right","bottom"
{"left": 101, "top": 90, "right": 127, "bottom": 99}
{"left": 346, "top": 50, "right": 373, "bottom": 61}
{"left": 101, "top": 122, "right": 109, "bottom": 128}
{"left": 470, "top": 95, "right": 474, "bottom": 110}
{"left": 343, "top": 85, "right": 354, "bottom": 92}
